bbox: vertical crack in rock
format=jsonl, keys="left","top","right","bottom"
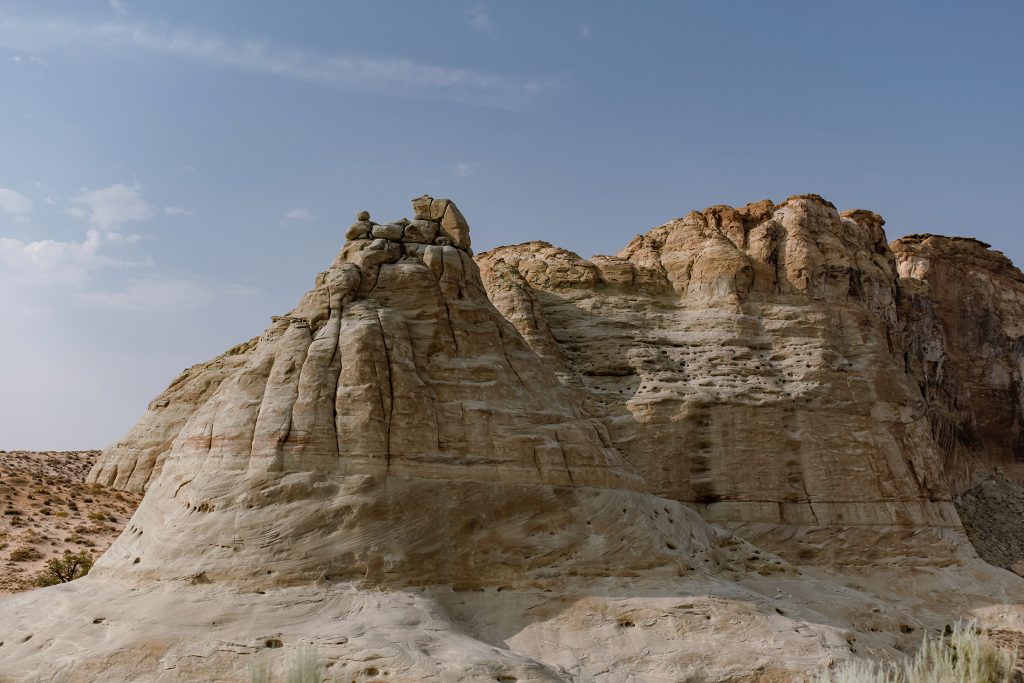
{"left": 374, "top": 308, "right": 395, "bottom": 472}
{"left": 497, "top": 321, "right": 527, "bottom": 389}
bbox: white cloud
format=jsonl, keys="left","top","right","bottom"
{"left": 109, "top": 0, "right": 127, "bottom": 15}
{"left": 8, "top": 54, "right": 46, "bottom": 65}
{"left": 71, "top": 183, "right": 154, "bottom": 231}
{"left": 103, "top": 231, "right": 144, "bottom": 244}
{"left": 76, "top": 278, "right": 257, "bottom": 312}
{"left": 453, "top": 162, "right": 477, "bottom": 177}
{"left": 0, "top": 15, "right": 554, "bottom": 109}
{"left": 0, "top": 229, "right": 126, "bottom": 287}
{"left": 465, "top": 5, "right": 494, "bottom": 35}
{"left": 0, "top": 188, "right": 33, "bottom": 216}
{"left": 0, "top": 225, "right": 250, "bottom": 314}
{"left": 282, "top": 207, "right": 314, "bottom": 222}
{"left": 164, "top": 206, "right": 193, "bottom": 216}
{"left": 580, "top": 24, "right": 591, "bottom": 39}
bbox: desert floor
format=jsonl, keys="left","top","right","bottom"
{"left": 0, "top": 451, "right": 141, "bottom": 594}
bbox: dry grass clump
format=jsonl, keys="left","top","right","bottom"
{"left": 816, "top": 621, "right": 1016, "bottom": 683}
{"left": 8, "top": 544, "right": 42, "bottom": 562}
{"left": 250, "top": 646, "right": 327, "bottom": 683}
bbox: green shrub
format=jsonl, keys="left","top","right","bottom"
{"left": 816, "top": 621, "right": 1016, "bottom": 683}
{"left": 33, "top": 550, "right": 94, "bottom": 587}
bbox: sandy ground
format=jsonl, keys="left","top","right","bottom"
{"left": 0, "top": 451, "right": 141, "bottom": 594}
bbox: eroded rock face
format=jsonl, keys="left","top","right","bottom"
{"left": 87, "top": 338, "right": 257, "bottom": 492}
{"left": 478, "top": 196, "right": 955, "bottom": 558}
{"left": 894, "top": 235, "right": 1024, "bottom": 493}
{"left": 7, "top": 195, "right": 1024, "bottom": 682}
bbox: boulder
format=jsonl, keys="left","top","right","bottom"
{"left": 440, "top": 202, "right": 472, "bottom": 250}
{"left": 411, "top": 194, "right": 433, "bottom": 220}
{"left": 429, "top": 198, "right": 450, "bottom": 222}
{"left": 371, "top": 223, "right": 404, "bottom": 241}
{"left": 404, "top": 219, "right": 439, "bottom": 244}
{"left": 346, "top": 220, "right": 373, "bottom": 241}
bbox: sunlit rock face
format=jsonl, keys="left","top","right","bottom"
{"left": 478, "top": 195, "right": 964, "bottom": 563}
{"left": 85, "top": 196, "right": 656, "bottom": 591}
{"left": 5, "top": 195, "right": 1023, "bottom": 682}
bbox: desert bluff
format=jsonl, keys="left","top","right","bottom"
{"left": 2, "top": 195, "right": 1024, "bottom": 681}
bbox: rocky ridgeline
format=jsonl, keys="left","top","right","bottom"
{"left": 344, "top": 195, "right": 472, "bottom": 251}
{"left": 5, "top": 194, "right": 1024, "bottom": 682}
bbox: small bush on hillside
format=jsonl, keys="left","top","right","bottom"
{"left": 8, "top": 545, "right": 42, "bottom": 562}
{"left": 815, "top": 621, "right": 1015, "bottom": 683}
{"left": 33, "top": 550, "right": 94, "bottom": 587}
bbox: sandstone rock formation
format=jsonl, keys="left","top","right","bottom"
{"left": 894, "top": 235, "right": 1024, "bottom": 492}
{"left": 3, "top": 195, "right": 1024, "bottom": 682}
{"left": 88, "top": 338, "right": 256, "bottom": 492}
{"left": 478, "top": 196, "right": 959, "bottom": 563}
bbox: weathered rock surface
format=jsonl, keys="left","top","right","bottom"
{"left": 478, "top": 196, "right": 956, "bottom": 560}
{"left": 894, "top": 235, "right": 1024, "bottom": 492}
{"left": 87, "top": 338, "right": 257, "bottom": 492}
{"left": 4, "top": 195, "right": 1024, "bottom": 681}
{"left": 956, "top": 472, "right": 1024, "bottom": 571}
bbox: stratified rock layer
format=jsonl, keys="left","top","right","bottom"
{"left": 479, "top": 196, "right": 960, "bottom": 563}
{"left": 4, "top": 195, "right": 1024, "bottom": 682}
{"left": 894, "top": 235, "right": 1024, "bottom": 492}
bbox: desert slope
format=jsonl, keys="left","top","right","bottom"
{"left": 0, "top": 451, "right": 140, "bottom": 595}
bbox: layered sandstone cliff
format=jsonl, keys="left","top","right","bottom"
{"left": 3, "top": 195, "right": 1024, "bottom": 682}
{"left": 478, "top": 196, "right": 964, "bottom": 564}
{"left": 894, "top": 235, "right": 1024, "bottom": 493}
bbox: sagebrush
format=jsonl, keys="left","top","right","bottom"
{"left": 816, "top": 621, "right": 1016, "bottom": 683}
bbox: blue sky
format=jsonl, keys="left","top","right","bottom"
{"left": 1, "top": 1, "right": 1022, "bottom": 449}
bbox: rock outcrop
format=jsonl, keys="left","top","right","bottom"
{"left": 894, "top": 235, "right": 1024, "bottom": 493}
{"left": 4, "top": 195, "right": 1024, "bottom": 682}
{"left": 88, "top": 338, "right": 257, "bottom": 492}
{"left": 479, "top": 196, "right": 960, "bottom": 564}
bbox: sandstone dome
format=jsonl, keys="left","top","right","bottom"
{"left": 2, "top": 195, "right": 1024, "bottom": 682}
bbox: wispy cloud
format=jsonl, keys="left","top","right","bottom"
{"left": 0, "top": 229, "right": 135, "bottom": 288}
{"left": 0, "top": 15, "right": 555, "bottom": 109}
{"left": 164, "top": 206, "right": 193, "bottom": 216}
{"left": 453, "top": 162, "right": 477, "bottom": 177}
{"left": 579, "top": 24, "right": 591, "bottom": 39}
{"left": 0, "top": 188, "right": 33, "bottom": 220}
{"left": 70, "top": 183, "right": 154, "bottom": 231}
{"left": 8, "top": 54, "right": 46, "bottom": 65}
{"left": 1, "top": 194, "right": 252, "bottom": 316}
{"left": 76, "top": 277, "right": 257, "bottom": 312}
{"left": 282, "top": 207, "right": 314, "bottom": 222}
{"left": 109, "top": 0, "right": 127, "bottom": 15}
{"left": 465, "top": 5, "right": 494, "bottom": 35}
